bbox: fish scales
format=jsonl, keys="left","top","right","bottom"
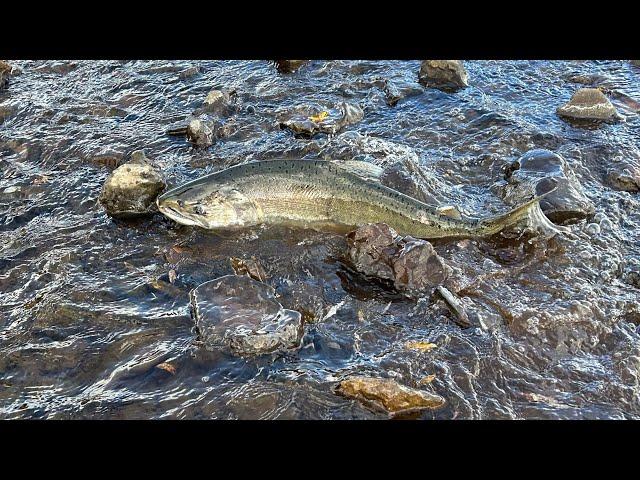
{"left": 157, "top": 159, "right": 552, "bottom": 239}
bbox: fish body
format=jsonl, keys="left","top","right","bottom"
{"left": 157, "top": 159, "right": 550, "bottom": 239}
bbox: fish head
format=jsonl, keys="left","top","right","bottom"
{"left": 157, "top": 180, "right": 259, "bottom": 229}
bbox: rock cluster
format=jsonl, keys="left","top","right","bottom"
{"left": 335, "top": 376, "right": 445, "bottom": 415}
{"left": 557, "top": 88, "right": 620, "bottom": 122}
{"left": 346, "top": 223, "right": 451, "bottom": 295}
{"left": 280, "top": 102, "right": 364, "bottom": 137}
{"left": 419, "top": 60, "right": 468, "bottom": 92}
{"left": 502, "top": 149, "right": 595, "bottom": 223}
{"left": 98, "top": 150, "right": 166, "bottom": 218}
{"left": 190, "top": 275, "right": 304, "bottom": 356}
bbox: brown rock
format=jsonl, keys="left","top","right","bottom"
{"left": 557, "top": 88, "right": 619, "bottom": 121}
{"left": 274, "top": 60, "right": 307, "bottom": 73}
{"left": 230, "top": 256, "right": 267, "bottom": 282}
{"left": 0, "top": 60, "right": 13, "bottom": 89}
{"left": 419, "top": 60, "right": 468, "bottom": 92}
{"left": 346, "top": 223, "right": 399, "bottom": 283}
{"left": 335, "top": 377, "right": 445, "bottom": 415}
{"left": 393, "top": 239, "right": 451, "bottom": 293}
{"left": 347, "top": 223, "right": 451, "bottom": 295}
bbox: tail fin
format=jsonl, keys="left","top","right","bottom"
{"left": 477, "top": 188, "right": 561, "bottom": 237}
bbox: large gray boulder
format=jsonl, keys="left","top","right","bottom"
{"left": 419, "top": 60, "right": 468, "bottom": 92}
{"left": 98, "top": 150, "right": 166, "bottom": 218}
{"left": 190, "top": 275, "right": 304, "bottom": 357}
{"left": 557, "top": 88, "right": 620, "bottom": 122}
{"left": 502, "top": 149, "right": 595, "bottom": 223}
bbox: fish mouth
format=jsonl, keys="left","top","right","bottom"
{"left": 157, "top": 198, "right": 203, "bottom": 227}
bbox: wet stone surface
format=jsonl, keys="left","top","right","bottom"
{"left": 190, "top": 275, "right": 304, "bottom": 357}
{"left": 1, "top": 60, "right": 640, "bottom": 420}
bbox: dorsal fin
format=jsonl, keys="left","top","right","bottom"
{"left": 332, "top": 160, "right": 384, "bottom": 183}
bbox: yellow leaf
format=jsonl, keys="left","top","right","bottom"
{"left": 308, "top": 111, "right": 329, "bottom": 123}
{"left": 405, "top": 341, "right": 437, "bottom": 352}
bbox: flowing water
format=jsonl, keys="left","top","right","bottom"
{"left": 1, "top": 60, "right": 639, "bottom": 419}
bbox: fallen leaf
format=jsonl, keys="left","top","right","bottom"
{"left": 156, "top": 362, "right": 176, "bottom": 375}
{"left": 308, "top": 111, "right": 329, "bottom": 123}
{"left": 405, "top": 341, "right": 437, "bottom": 352}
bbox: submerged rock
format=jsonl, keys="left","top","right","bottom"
{"left": 335, "top": 376, "right": 445, "bottom": 415}
{"left": 273, "top": 60, "right": 307, "bottom": 73}
{"left": 186, "top": 118, "right": 215, "bottom": 147}
{"left": 502, "top": 149, "right": 595, "bottom": 223}
{"left": 178, "top": 66, "right": 201, "bottom": 80}
{"left": 379, "top": 159, "right": 440, "bottom": 205}
{"left": 347, "top": 223, "right": 451, "bottom": 295}
{"left": 607, "top": 164, "right": 640, "bottom": 193}
{"left": 280, "top": 102, "right": 364, "bottom": 138}
{"left": 190, "top": 275, "right": 304, "bottom": 356}
{"left": 202, "top": 88, "right": 234, "bottom": 114}
{"left": 0, "top": 60, "right": 13, "bottom": 89}
{"left": 98, "top": 150, "right": 166, "bottom": 218}
{"left": 419, "top": 60, "right": 468, "bottom": 92}
{"left": 557, "top": 88, "right": 620, "bottom": 122}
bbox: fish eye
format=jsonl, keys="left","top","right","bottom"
{"left": 177, "top": 200, "right": 185, "bottom": 207}
{"left": 194, "top": 205, "right": 206, "bottom": 215}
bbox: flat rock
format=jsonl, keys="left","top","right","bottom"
{"left": 280, "top": 102, "right": 364, "bottom": 138}
{"left": 347, "top": 223, "right": 451, "bottom": 295}
{"left": 557, "top": 88, "right": 620, "bottom": 122}
{"left": 502, "top": 149, "right": 595, "bottom": 223}
{"left": 98, "top": 150, "right": 166, "bottom": 218}
{"left": 419, "top": 60, "right": 468, "bottom": 92}
{"left": 335, "top": 376, "right": 445, "bottom": 415}
{"left": 190, "top": 275, "right": 304, "bottom": 356}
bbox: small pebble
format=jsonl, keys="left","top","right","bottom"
{"left": 585, "top": 223, "right": 601, "bottom": 236}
